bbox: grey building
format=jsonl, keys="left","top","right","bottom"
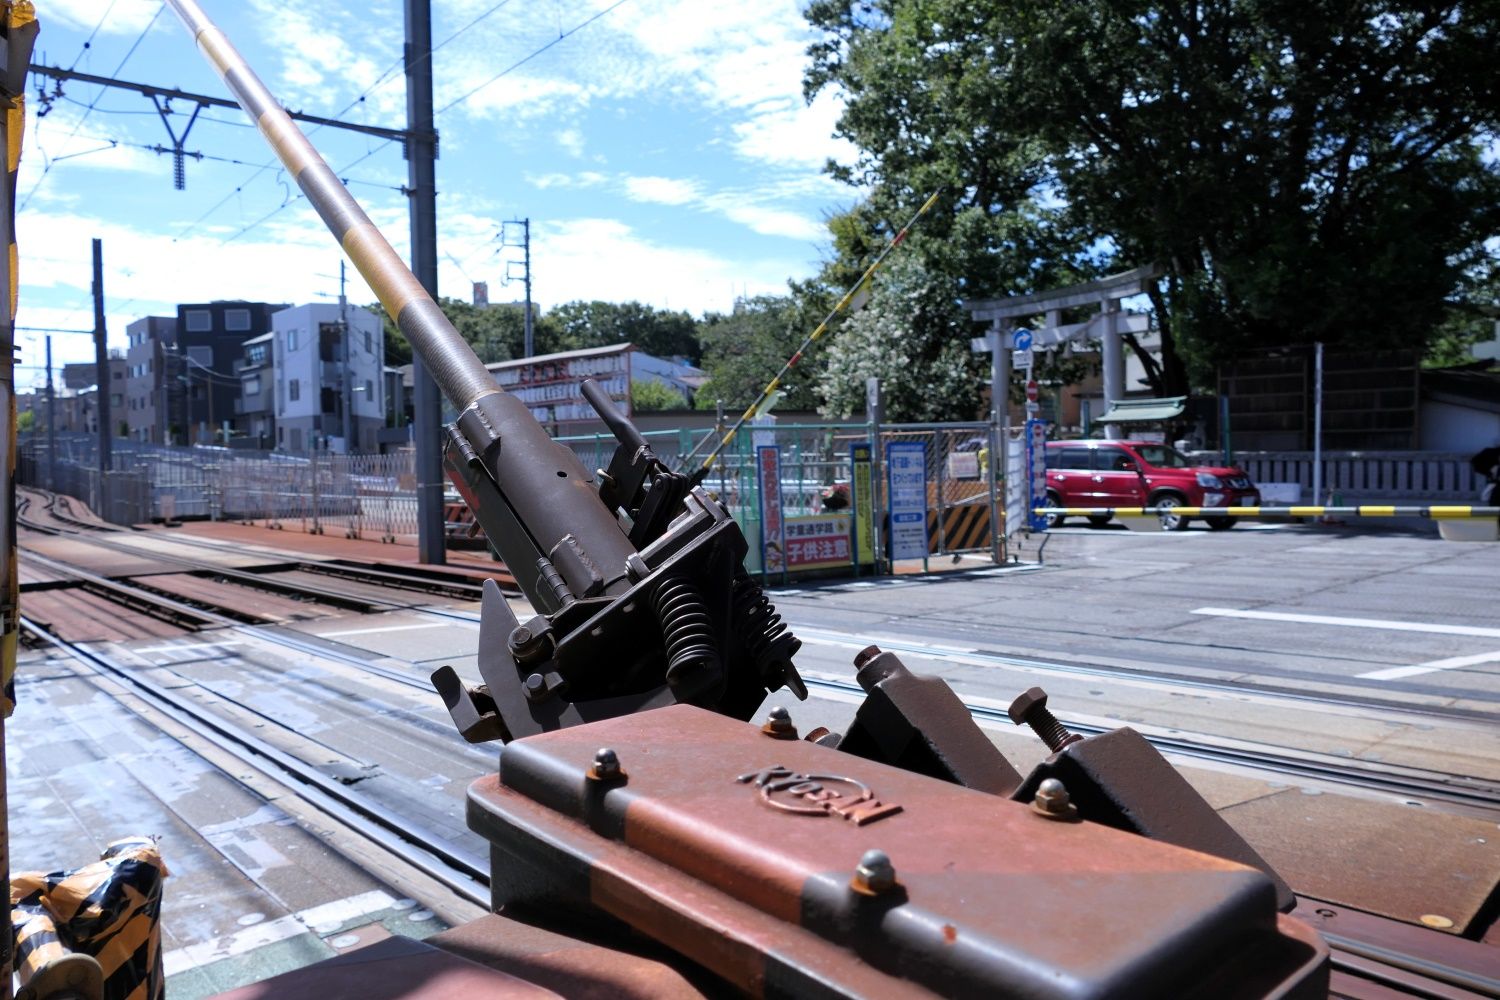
{"left": 174, "top": 301, "right": 286, "bottom": 445}
{"left": 125, "top": 316, "right": 176, "bottom": 443}
{"left": 271, "top": 303, "right": 385, "bottom": 453}
{"left": 235, "top": 333, "right": 275, "bottom": 449}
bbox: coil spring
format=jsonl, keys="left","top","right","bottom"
{"left": 652, "top": 575, "right": 720, "bottom": 692}
{"left": 732, "top": 571, "right": 802, "bottom": 684}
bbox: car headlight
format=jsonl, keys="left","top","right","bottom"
{"left": 1196, "top": 472, "right": 1223, "bottom": 488}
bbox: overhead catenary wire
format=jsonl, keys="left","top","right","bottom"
{"left": 690, "top": 189, "right": 944, "bottom": 476}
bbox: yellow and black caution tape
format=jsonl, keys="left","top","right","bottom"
{"left": 1034, "top": 505, "right": 1500, "bottom": 520}
{"left": 692, "top": 189, "right": 944, "bottom": 477}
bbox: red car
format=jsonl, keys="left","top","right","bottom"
{"left": 1043, "top": 440, "right": 1260, "bottom": 531}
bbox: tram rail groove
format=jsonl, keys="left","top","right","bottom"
{"left": 19, "top": 615, "right": 490, "bottom": 908}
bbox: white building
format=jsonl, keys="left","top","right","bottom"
{"left": 271, "top": 303, "right": 385, "bottom": 453}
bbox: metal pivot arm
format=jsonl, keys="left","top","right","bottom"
{"left": 165, "top": 0, "right": 806, "bottom": 743}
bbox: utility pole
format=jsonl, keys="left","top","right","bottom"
{"left": 92, "top": 239, "right": 112, "bottom": 513}
{"left": 339, "top": 259, "right": 353, "bottom": 453}
{"left": 406, "top": 0, "right": 445, "bottom": 565}
{"left": 504, "top": 218, "right": 533, "bottom": 358}
{"left": 45, "top": 336, "right": 55, "bottom": 487}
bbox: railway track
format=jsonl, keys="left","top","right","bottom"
{"left": 19, "top": 615, "right": 491, "bottom": 913}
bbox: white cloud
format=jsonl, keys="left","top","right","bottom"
{"left": 623, "top": 175, "right": 702, "bottom": 206}
{"left": 532, "top": 218, "right": 799, "bottom": 313}
{"left": 556, "top": 128, "right": 586, "bottom": 157}
{"left": 38, "top": 0, "right": 161, "bottom": 36}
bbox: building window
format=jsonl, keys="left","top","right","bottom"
{"left": 225, "top": 308, "right": 252, "bottom": 332}
{"left": 286, "top": 329, "right": 299, "bottom": 352}
{"left": 244, "top": 375, "right": 261, "bottom": 396}
{"left": 365, "top": 379, "right": 373, "bottom": 399}
{"left": 246, "top": 343, "right": 267, "bottom": 366}
{"left": 187, "top": 345, "right": 214, "bottom": 369}
{"left": 364, "top": 329, "right": 372, "bottom": 353}
{"left": 289, "top": 379, "right": 300, "bottom": 402}
{"left": 184, "top": 309, "right": 212, "bottom": 332}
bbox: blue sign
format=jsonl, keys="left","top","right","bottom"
{"left": 1012, "top": 329, "right": 1034, "bottom": 352}
{"left": 1026, "top": 419, "right": 1049, "bottom": 532}
{"left": 885, "top": 441, "right": 929, "bottom": 561}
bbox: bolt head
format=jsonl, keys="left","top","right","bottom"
{"left": 853, "top": 645, "right": 883, "bottom": 668}
{"left": 509, "top": 625, "right": 533, "bottom": 648}
{"left": 1007, "top": 686, "right": 1049, "bottom": 725}
{"left": 593, "top": 747, "right": 620, "bottom": 777}
{"left": 853, "top": 849, "right": 896, "bottom": 893}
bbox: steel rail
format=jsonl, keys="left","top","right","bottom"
{"left": 800, "top": 674, "right": 1500, "bottom": 815}
{"left": 19, "top": 615, "right": 490, "bottom": 905}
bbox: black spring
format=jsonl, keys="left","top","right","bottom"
{"left": 732, "top": 571, "right": 802, "bottom": 684}
{"left": 651, "top": 575, "right": 720, "bottom": 691}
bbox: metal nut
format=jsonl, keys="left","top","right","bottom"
{"left": 853, "top": 644, "right": 882, "bottom": 668}
{"left": 852, "top": 849, "right": 896, "bottom": 894}
{"left": 761, "top": 705, "right": 798, "bottom": 739}
{"left": 588, "top": 747, "right": 624, "bottom": 782}
{"left": 1031, "top": 777, "right": 1079, "bottom": 821}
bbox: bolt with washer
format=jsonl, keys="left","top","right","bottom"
{"left": 852, "top": 849, "right": 897, "bottom": 894}
{"left": 761, "top": 705, "right": 798, "bottom": 740}
{"left": 587, "top": 747, "right": 625, "bottom": 783}
{"left": 1030, "top": 777, "right": 1079, "bottom": 821}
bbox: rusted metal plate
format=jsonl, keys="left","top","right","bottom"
{"left": 19, "top": 586, "right": 188, "bottom": 642}
{"left": 1221, "top": 791, "right": 1500, "bottom": 933}
{"left": 471, "top": 705, "right": 1328, "bottom": 999}
{"left": 22, "top": 538, "right": 166, "bottom": 576}
{"left": 430, "top": 913, "right": 707, "bottom": 999}
{"left": 209, "top": 935, "right": 559, "bottom": 999}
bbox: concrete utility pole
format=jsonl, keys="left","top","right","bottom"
{"left": 406, "top": 0, "right": 445, "bottom": 565}
{"left": 339, "top": 259, "right": 353, "bottom": 453}
{"left": 505, "top": 218, "right": 534, "bottom": 358}
{"left": 92, "top": 239, "right": 112, "bottom": 513}
{"left": 45, "top": 336, "right": 56, "bottom": 487}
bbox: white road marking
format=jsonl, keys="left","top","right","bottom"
{"left": 163, "top": 889, "right": 395, "bottom": 976}
{"left": 317, "top": 622, "right": 450, "bottom": 638}
{"left": 1358, "top": 651, "right": 1500, "bottom": 681}
{"left": 1192, "top": 607, "right": 1500, "bottom": 639}
{"left": 131, "top": 640, "right": 243, "bottom": 655}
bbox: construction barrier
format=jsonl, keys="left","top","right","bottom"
{"left": 928, "top": 499, "right": 993, "bottom": 552}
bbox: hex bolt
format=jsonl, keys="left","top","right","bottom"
{"left": 522, "top": 673, "right": 547, "bottom": 702}
{"left": 588, "top": 747, "right": 623, "bottom": 782}
{"left": 853, "top": 645, "right": 882, "bottom": 669}
{"left": 1031, "top": 777, "right": 1079, "bottom": 821}
{"left": 852, "top": 849, "right": 897, "bottom": 894}
{"left": 761, "top": 705, "right": 797, "bottom": 740}
{"left": 1007, "top": 686, "right": 1084, "bottom": 752}
{"left": 625, "top": 552, "right": 650, "bottom": 582}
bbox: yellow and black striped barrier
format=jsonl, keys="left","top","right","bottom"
{"left": 1034, "top": 505, "right": 1499, "bottom": 519}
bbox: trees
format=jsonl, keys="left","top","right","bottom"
{"left": 694, "top": 293, "right": 832, "bottom": 412}
{"left": 548, "top": 301, "right": 701, "bottom": 362}
{"left": 805, "top": 0, "right": 1500, "bottom": 392}
{"left": 630, "top": 378, "right": 688, "bottom": 412}
{"left": 816, "top": 254, "right": 985, "bottom": 421}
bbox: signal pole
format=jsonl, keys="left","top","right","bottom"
{"left": 504, "top": 219, "right": 533, "bottom": 357}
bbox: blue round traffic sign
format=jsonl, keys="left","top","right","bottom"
{"left": 1012, "top": 330, "right": 1033, "bottom": 352}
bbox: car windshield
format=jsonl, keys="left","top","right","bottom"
{"left": 1133, "top": 444, "right": 1194, "bottom": 468}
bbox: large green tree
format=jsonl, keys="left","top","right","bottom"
{"left": 373, "top": 298, "right": 561, "bottom": 367}
{"left": 548, "top": 300, "right": 702, "bottom": 363}
{"left": 694, "top": 292, "right": 833, "bottom": 412}
{"left": 805, "top": 0, "right": 1500, "bottom": 393}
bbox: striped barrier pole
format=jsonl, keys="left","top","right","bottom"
{"left": 1033, "top": 505, "right": 1500, "bottom": 519}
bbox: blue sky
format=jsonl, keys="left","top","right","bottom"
{"left": 14, "top": 0, "right": 858, "bottom": 391}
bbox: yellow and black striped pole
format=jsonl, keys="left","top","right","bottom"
{"left": 1034, "top": 504, "right": 1500, "bottom": 520}
{"left": 694, "top": 189, "right": 943, "bottom": 476}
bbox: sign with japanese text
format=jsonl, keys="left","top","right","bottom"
{"left": 849, "top": 442, "right": 875, "bottom": 565}
{"left": 757, "top": 446, "right": 785, "bottom": 575}
{"left": 885, "top": 441, "right": 928, "bottom": 561}
{"left": 1026, "top": 418, "right": 1049, "bottom": 532}
{"left": 784, "top": 514, "right": 853, "bottom": 570}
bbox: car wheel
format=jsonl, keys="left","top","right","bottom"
{"left": 1206, "top": 516, "right": 1235, "bottom": 530}
{"left": 1153, "top": 493, "right": 1190, "bottom": 531}
{"left": 1044, "top": 490, "right": 1066, "bottom": 528}
{"left": 1087, "top": 514, "right": 1112, "bottom": 528}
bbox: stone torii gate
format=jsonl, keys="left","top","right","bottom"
{"left": 964, "top": 264, "right": 1161, "bottom": 441}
